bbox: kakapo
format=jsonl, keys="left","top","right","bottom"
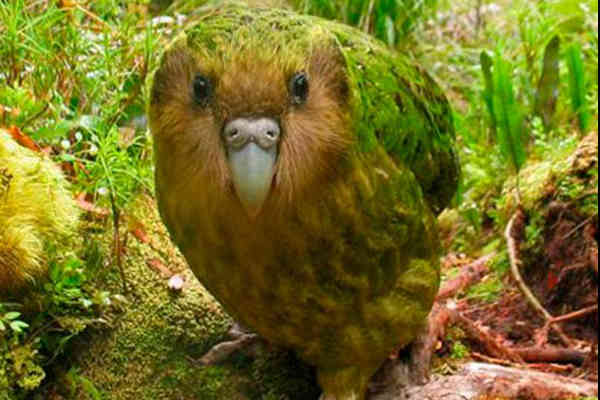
{"left": 149, "top": 4, "right": 459, "bottom": 399}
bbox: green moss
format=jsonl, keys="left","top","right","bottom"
{"left": 0, "top": 341, "right": 45, "bottom": 398}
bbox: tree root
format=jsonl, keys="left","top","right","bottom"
{"left": 505, "top": 208, "right": 572, "bottom": 347}
{"left": 436, "top": 254, "right": 495, "bottom": 302}
{"left": 409, "top": 255, "right": 496, "bottom": 384}
{"left": 371, "top": 245, "right": 597, "bottom": 399}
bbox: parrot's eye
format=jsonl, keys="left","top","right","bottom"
{"left": 193, "top": 74, "right": 212, "bottom": 105}
{"left": 289, "top": 72, "right": 309, "bottom": 105}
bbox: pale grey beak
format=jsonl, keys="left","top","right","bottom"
{"left": 222, "top": 118, "right": 280, "bottom": 217}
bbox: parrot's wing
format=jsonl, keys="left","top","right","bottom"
{"left": 342, "top": 42, "right": 460, "bottom": 214}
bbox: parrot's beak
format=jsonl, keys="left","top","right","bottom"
{"left": 222, "top": 117, "right": 280, "bottom": 217}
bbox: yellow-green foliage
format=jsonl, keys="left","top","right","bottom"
{"left": 0, "top": 130, "right": 79, "bottom": 295}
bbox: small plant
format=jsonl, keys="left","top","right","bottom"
{"left": 449, "top": 341, "right": 470, "bottom": 360}
{"left": 0, "top": 304, "right": 28, "bottom": 336}
{"left": 480, "top": 48, "right": 528, "bottom": 198}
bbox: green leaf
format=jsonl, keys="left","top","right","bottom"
{"left": 9, "top": 320, "right": 29, "bottom": 333}
{"left": 49, "top": 262, "right": 61, "bottom": 283}
{"left": 4, "top": 311, "right": 21, "bottom": 321}
{"left": 565, "top": 43, "right": 590, "bottom": 133}
{"left": 492, "top": 53, "right": 527, "bottom": 173}
{"left": 78, "top": 375, "right": 103, "bottom": 400}
{"left": 534, "top": 35, "right": 561, "bottom": 129}
{"left": 34, "top": 120, "right": 74, "bottom": 141}
{"left": 480, "top": 51, "right": 497, "bottom": 135}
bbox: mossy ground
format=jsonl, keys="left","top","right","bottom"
{"left": 37, "top": 196, "right": 319, "bottom": 400}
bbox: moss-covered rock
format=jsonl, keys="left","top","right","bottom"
{"left": 0, "top": 129, "right": 79, "bottom": 297}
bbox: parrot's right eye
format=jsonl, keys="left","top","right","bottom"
{"left": 193, "top": 74, "right": 212, "bottom": 105}
{"left": 289, "top": 72, "right": 309, "bottom": 105}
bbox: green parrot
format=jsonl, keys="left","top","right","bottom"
{"left": 148, "top": 4, "right": 459, "bottom": 399}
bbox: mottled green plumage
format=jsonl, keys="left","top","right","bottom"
{"left": 149, "top": 4, "right": 458, "bottom": 399}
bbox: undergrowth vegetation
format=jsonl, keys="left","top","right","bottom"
{"left": 0, "top": 0, "right": 597, "bottom": 398}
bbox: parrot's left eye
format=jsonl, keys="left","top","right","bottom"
{"left": 289, "top": 72, "right": 309, "bottom": 105}
{"left": 193, "top": 74, "right": 212, "bottom": 105}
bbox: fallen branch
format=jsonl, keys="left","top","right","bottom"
{"left": 513, "top": 346, "right": 588, "bottom": 366}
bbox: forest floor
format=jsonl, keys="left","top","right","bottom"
{"left": 0, "top": 0, "right": 598, "bottom": 399}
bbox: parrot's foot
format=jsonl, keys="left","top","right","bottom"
{"left": 194, "top": 322, "right": 266, "bottom": 366}
{"left": 317, "top": 365, "right": 375, "bottom": 400}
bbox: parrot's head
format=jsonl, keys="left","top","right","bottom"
{"left": 149, "top": 21, "right": 352, "bottom": 218}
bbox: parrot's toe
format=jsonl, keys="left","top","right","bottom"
{"left": 194, "top": 322, "right": 267, "bottom": 366}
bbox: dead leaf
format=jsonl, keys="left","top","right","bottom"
{"left": 8, "top": 125, "right": 41, "bottom": 152}
{"left": 146, "top": 258, "right": 173, "bottom": 278}
{"left": 59, "top": 0, "right": 77, "bottom": 8}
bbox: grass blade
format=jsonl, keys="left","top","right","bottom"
{"left": 493, "top": 53, "right": 527, "bottom": 173}
{"left": 565, "top": 43, "right": 590, "bottom": 133}
{"left": 481, "top": 51, "right": 497, "bottom": 136}
{"left": 534, "top": 35, "right": 561, "bottom": 129}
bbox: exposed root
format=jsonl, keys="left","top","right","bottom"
{"left": 549, "top": 304, "right": 598, "bottom": 325}
{"left": 450, "top": 306, "right": 524, "bottom": 363}
{"left": 408, "top": 255, "right": 495, "bottom": 384}
{"left": 505, "top": 208, "right": 572, "bottom": 346}
{"left": 436, "top": 254, "right": 494, "bottom": 302}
